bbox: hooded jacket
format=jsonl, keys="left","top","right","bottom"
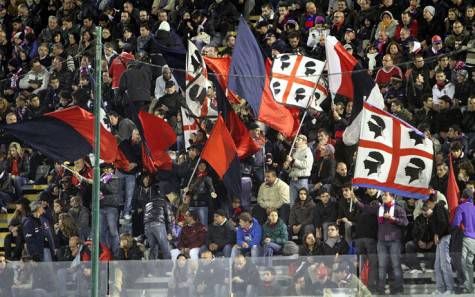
{"left": 236, "top": 218, "right": 262, "bottom": 248}
{"left": 257, "top": 178, "right": 290, "bottom": 210}
{"left": 289, "top": 195, "right": 316, "bottom": 227}
{"left": 452, "top": 196, "right": 475, "bottom": 239}
{"left": 109, "top": 52, "right": 135, "bottom": 89}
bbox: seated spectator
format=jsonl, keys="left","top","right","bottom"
{"left": 253, "top": 169, "right": 290, "bottom": 225}
{"left": 314, "top": 189, "right": 338, "bottom": 240}
{"left": 231, "top": 211, "right": 262, "bottom": 258}
{"left": 194, "top": 250, "right": 227, "bottom": 297}
{"left": 432, "top": 71, "right": 455, "bottom": 107}
{"left": 257, "top": 266, "right": 282, "bottom": 296}
{"left": 0, "top": 254, "right": 14, "bottom": 297}
{"left": 319, "top": 223, "right": 349, "bottom": 255}
{"left": 286, "top": 273, "right": 311, "bottom": 296}
{"left": 114, "top": 233, "right": 143, "bottom": 260}
{"left": 289, "top": 187, "right": 316, "bottom": 241}
{"left": 168, "top": 254, "right": 195, "bottom": 297}
{"left": 4, "top": 197, "right": 30, "bottom": 261}
{"left": 375, "top": 11, "right": 399, "bottom": 39}
{"left": 54, "top": 213, "right": 79, "bottom": 258}
{"left": 375, "top": 54, "right": 403, "bottom": 94}
{"left": 171, "top": 210, "right": 207, "bottom": 260}
{"left": 18, "top": 58, "right": 50, "bottom": 95}
{"left": 299, "top": 232, "right": 321, "bottom": 256}
{"left": 203, "top": 209, "right": 235, "bottom": 257}
{"left": 262, "top": 208, "right": 288, "bottom": 257}
{"left": 231, "top": 254, "right": 260, "bottom": 297}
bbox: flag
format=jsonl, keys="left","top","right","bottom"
{"left": 447, "top": 154, "right": 460, "bottom": 221}
{"left": 3, "top": 107, "right": 118, "bottom": 163}
{"left": 181, "top": 107, "right": 199, "bottom": 149}
{"left": 204, "top": 56, "right": 240, "bottom": 104}
{"left": 138, "top": 111, "right": 176, "bottom": 171}
{"left": 325, "top": 35, "right": 385, "bottom": 145}
{"left": 270, "top": 54, "right": 327, "bottom": 110}
{"left": 185, "top": 40, "right": 218, "bottom": 117}
{"left": 201, "top": 115, "right": 241, "bottom": 198}
{"left": 352, "top": 103, "right": 433, "bottom": 199}
{"left": 228, "top": 16, "right": 298, "bottom": 138}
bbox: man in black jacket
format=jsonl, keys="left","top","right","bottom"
{"left": 143, "top": 193, "right": 174, "bottom": 260}
{"left": 202, "top": 209, "right": 235, "bottom": 257}
{"left": 99, "top": 163, "right": 122, "bottom": 255}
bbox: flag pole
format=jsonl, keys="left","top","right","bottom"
{"left": 91, "top": 26, "right": 102, "bottom": 297}
{"left": 186, "top": 156, "right": 202, "bottom": 190}
{"left": 287, "top": 65, "right": 326, "bottom": 157}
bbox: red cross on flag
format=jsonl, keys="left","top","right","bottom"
{"left": 181, "top": 107, "right": 199, "bottom": 149}
{"left": 352, "top": 103, "right": 434, "bottom": 199}
{"left": 186, "top": 40, "right": 218, "bottom": 118}
{"left": 270, "top": 54, "right": 327, "bottom": 110}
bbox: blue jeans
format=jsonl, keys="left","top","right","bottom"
{"left": 189, "top": 206, "right": 208, "bottom": 226}
{"left": 462, "top": 236, "right": 475, "bottom": 292}
{"left": 231, "top": 244, "right": 261, "bottom": 259}
{"left": 377, "top": 240, "right": 403, "bottom": 293}
{"left": 100, "top": 207, "right": 120, "bottom": 254}
{"left": 116, "top": 171, "right": 136, "bottom": 216}
{"left": 200, "top": 244, "right": 232, "bottom": 257}
{"left": 144, "top": 222, "right": 171, "bottom": 259}
{"left": 289, "top": 178, "right": 308, "bottom": 205}
{"left": 263, "top": 242, "right": 282, "bottom": 257}
{"left": 435, "top": 234, "right": 454, "bottom": 292}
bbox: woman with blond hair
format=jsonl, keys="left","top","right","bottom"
{"left": 6, "top": 142, "right": 31, "bottom": 198}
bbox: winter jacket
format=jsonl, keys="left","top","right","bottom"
{"left": 206, "top": 218, "right": 235, "bottom": 249}
{"left": 430, "top": 200, "right": 451, "bottom": 238}
{"left": 189, "top": 175, "right": 215, "bottom": 208}
{"left": 118, "top": 61, "right": 152, "bottom": 103}
{"left": 18, "top": 67, "right": 50, "bottom": 94}
{"left": 462, "top": 110, "right": 475, "bottom": 134}
{"left": 109, "top": 52, "right": 135, "bottom": 89}
{"left": 114, "top": 243, "right": 144, "bottom": 260}
{"left": 452, "top": 197, "right": 475, "bottom": 239}
{"left": 289, "top": 145, "right": 314, "bottom": 179}
{"left": 22, "top": 215, "right": 56, "bottom": 261}
{"left": 257, "top": 178, "right": 290, "bottom": 210}
{"left": 236, "top": 218, "right": 262, "bottom": 248}
{"left": 100, "top": 174, "right": 122, "bottom": 208}
{"left": 314, "top": 201, "right": 338, "bottom": 228}
{"left": 68, "top": 206, "right": 90, "bottom": 234}
{"left": 143, "top": 196, "right": 174, "bottom": 234}
{"left": 414, "top": 191, "right": 447, "bottom": 219}
{"left": 194, "top": 259, "right": 226, "bottom": 295}
{"left": 177, "top": 222, "right": 207, "bottom": 249}
{"left": 412, "top": 214, "right": 434, "bottom": 243}
{"left": 231, "top": 259, "right": 260, "bottom": 293}
{"left": 289, "top": 197, "right": 316, "bottom": 227}
{"left": 356, "top": 201, "right": 408, "bottom": 241}
{"left": 337, "top": 197, "right": 359, "bottom": 222}
{"left": 298, "top": 244, "right": 321, "bottom": 256}
{"left": 320, "top": 236, "right": 349, "bottom": 255}
{"left": 262, "top": 219, "right": 288, "bottom": 245}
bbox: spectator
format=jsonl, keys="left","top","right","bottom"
{"left": 203, "top": 209, "right": 235, "bottom": 257}
{"left": 231, "top": 253, "right": 260, "bottom": 297}
{"left": 232, "top": 211, "right": 262, "bottom": 258}
{"left": 354, "top": 191, "right": 408, "bottom": 295}
{"left": 114, "top": 233, "right": 143, "bottom": 260}
{"left": 186, "top": 161, "right": 217, "bottom": 225}
{"left": 68, "top": 195, "right": 90, "bottom": 241}
{"left": 194, "top": 250, "right": 227, "bottom": 297}
{"left": 314, "top": 189, "right": 338, "bottom": 240}
{"left": 19, "top": 58, "right": 50, "bottom": 95}
{"left": 171, "top": 210, "right": 207, "bottom": 260}
{"left": 99, "top": 163, "right": 121, "bottom": 255}
{"left": 262, "top": 208, "right": 288, "bottom": 257}
{"left": 319, "top": 223, "right": 349, "bottom": 255}
{"left": 285, "top": 134, "right": 314, "bottom": 204}
{"left": 299, "top": 232, "right": 321, "bottom": 256}
{"left": 254, "top": 169, "right": 290, "bottom": 225}
{"left": 452, "top": 188, "right": 475, "bottom": 293}
{"left": 289, "top": 187, "right": 316, "bottom": 241}
{"left": 375, "top": 54, "right": 403, "bottom": 94}
{"left": 375, "top": 11, "right": 398, "bottom": 39}
{"left": 168, "top": 254, "right": 195, "bottom": 296}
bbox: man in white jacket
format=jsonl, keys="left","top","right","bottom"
{"left": 19, "top": 58, "right": 50, "bottom": 95}
{"left": 286, "top": 134, "right": 314, "bottom": 204}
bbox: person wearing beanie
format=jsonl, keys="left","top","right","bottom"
{"left": 419, "top": 5, "right": 445, "bottom": 45}
{"left": 375, "top": 10, "right": 399, "bottom": 39}
{"left": 201, "top": 209, "right": 235, "bottom": 257}
{"left": 452, "top": 188, "right": 475, "bottom": 293}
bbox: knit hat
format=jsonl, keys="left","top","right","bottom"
{"left": 165, "top": 80, "right": 175, "bottom": 88}
{"left": 462, "top": 188, "right": 473, "bottom": 200}
{"left": 315, "top": 16, "right": 325, "bottom": 25}
{"left": 381, "top": 10, "right": 394, "bottom": 20}
{"left": 424, "top": 6, "right": 435, "bottom": 17}
{"left": 321, "top": 144, "right": 335, "bottom": 155}
{"left": 214, "top": 209, "right": 227, "bottom": 217}
{"left": 431, "top": 35, "right": 443, "bottom": 44}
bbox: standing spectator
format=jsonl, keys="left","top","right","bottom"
{"left": 118, "top": 58, "right": 152, "bottom": 111}
{"left": 68, "top": 195, "right": 90, "bottom": 241}
{"left": 452, "top": 188, "right": 475, "bottom": 293}
{"left": 143, "top": 193, "right": 174, "bottom": 260}
{"left": 285, "top": 134, "right": 314, "bottom": 204}
{"left": 187, "top": 161, "right": 217, "bottom": 225}
{"left": 354, "top": 191, "right": 408, "bottom": 295}
{"left": 171, "top": 210, "right": 207, "bottom": 260}
{"left": 99, "top": 163, "right": 121, "bottom": 255}
{"left": 108, "top": 47, "right": 135, "bottom": 95}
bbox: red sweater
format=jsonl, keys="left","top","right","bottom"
{"left": 109, "top": 52, "right": 135, "bottom": 89}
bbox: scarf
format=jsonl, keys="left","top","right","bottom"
{"left": 378, "top": 201, "right": 395, "bottom": 224}
{"left": 436, "top": 81, "right": 446, "bottom": 90}
{"left": 325, "top": 237, "right": 338, "bottom": 248}
{"left": 197, "top": 171, "right": 208, "bottom": 178}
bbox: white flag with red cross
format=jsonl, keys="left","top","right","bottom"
{"left": 270, "top": 54, "right": 327, "bottom": 110}
{"left": 352, "top": 103, "right": 434, "bottom": 199}
{"left": 181, "top": 107, "right": 199, "bottom": 149}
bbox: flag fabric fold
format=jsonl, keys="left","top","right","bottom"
{"left": 325, "top": 35, "right": 385, "bottom": 145}
{"left": 352, "top": 103, "right": 433, "bottom": 199}
{"left": 138, "top": 111, "right": 176, "bottom": 171}
{"left": 201, "top": 115, "right": 241, "bottom": 198}
{"left": 3, "top": 107, "right": 118, "bottom": 163}
{"left": 228, "top": 16, "right": 298, "bottom": 138}
{"left": 447, "top": 154, "right": 460, "bottom": 221}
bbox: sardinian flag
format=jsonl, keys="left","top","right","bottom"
{"left": 325, "top": 35, "right": 385, "bottom": 145}
{"left": 270, "top": 54, "right": 327, "bottom": 110}
{"left": 353, "top": 103, "right": 434, "bottom": 199}
{"left": 185, "top": 40, "right": 218, "bottom": 118}
{"left": 181, "top": 107, "right": 199, "bottom": 149}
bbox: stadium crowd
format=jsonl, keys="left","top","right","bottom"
{"left": 0, "top": 0, "right": 474, "bottom": 296}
